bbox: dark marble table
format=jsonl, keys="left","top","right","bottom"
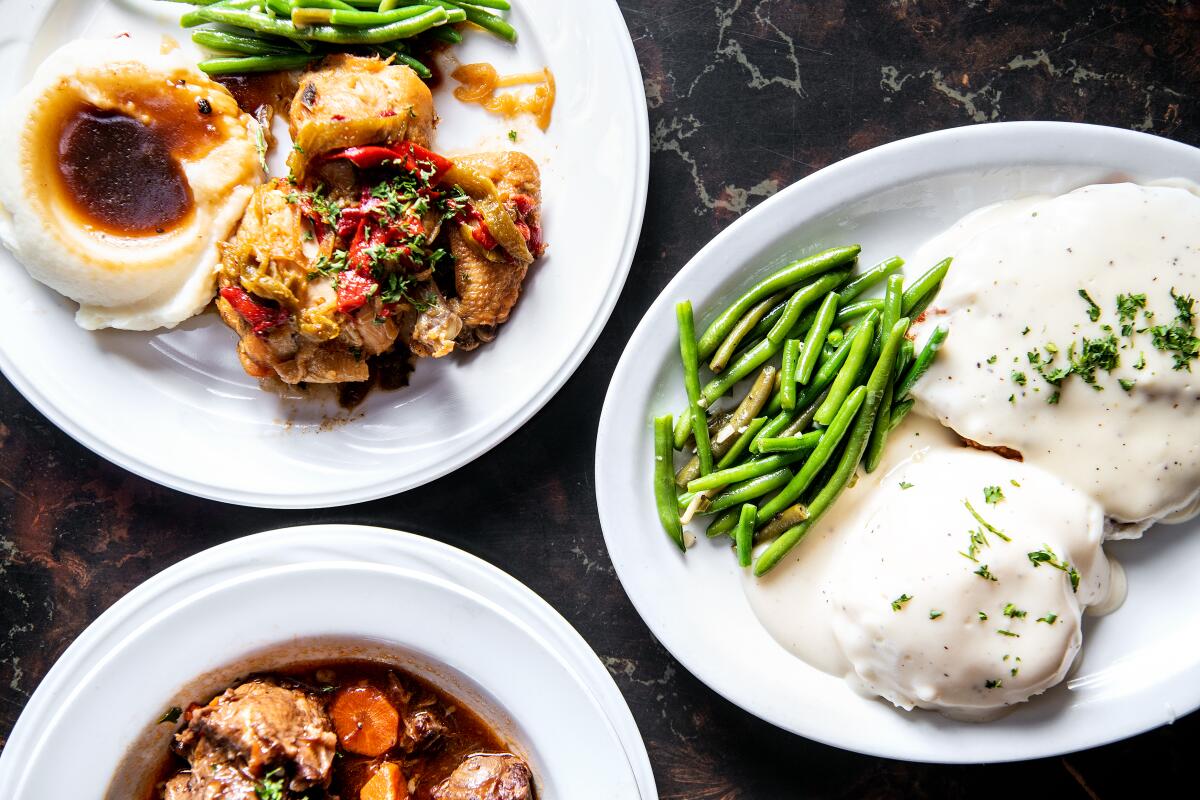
{"left": 3, "top": 1, "right": 1198, "bottom": 796}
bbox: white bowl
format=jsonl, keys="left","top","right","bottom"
{"left": 0, "top": 527, "right": 656, "bottom": 798}
{"left": 596, "top": 121, "right": 1200, "bottom": 762}
{"left": 0, "top": 0, "right": 648, "bottom": 507}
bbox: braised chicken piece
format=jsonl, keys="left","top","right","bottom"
{"left": 216, "top": 55, "right": 545, "bottom": 396}
{"left": 288, "top": 55, "right": 434, "bottom": 179}
{"left": 445, "top": 151, "right": 544, "bottom": 348}
{"left": 165, "top": 679, "right": 336, "bottom": 799}
{"left": 430, "top": 754, "right": 533, "bottom": 800}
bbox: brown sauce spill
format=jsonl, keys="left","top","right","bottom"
{"left": 216, "top": 71, "right": 298, "bottom": 118}
{"left": 336, "top": 342, "right": 415, "bottom": 409}
{"left": 57, "top": 106, "right": 192, "bottom": 236}
{"left": 451, "top": 63, "right": 555, "bottom": 130}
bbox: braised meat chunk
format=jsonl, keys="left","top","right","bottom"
{"left": 166, "top": 679, "right": 336, "bottom": 799}
{"left": 288, "top": 54, "right": 435, "bottom": 179}
{"left": 430, "top": 754, "right": 533, "bottom": 800}
{"left": 446, "top": 152, "right": 544, "bottom": 344}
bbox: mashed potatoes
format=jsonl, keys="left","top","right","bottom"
{"left": 0, "top": 36, "right": 263, "bottom": 330}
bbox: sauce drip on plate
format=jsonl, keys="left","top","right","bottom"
{"left": 56, "top": 105, "right": 193, "bottom": 236}
{"left": 451, "top": 63, "right": 555, "bottom": 130}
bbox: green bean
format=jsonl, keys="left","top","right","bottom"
{"left": 291, "top": 0, "right": 357, "bottom": 10}
{"left": 894, "top": 325, "right": 948, "bottom": 400}
{"left": 696, "top": 246, "right": 860, "bottom": 358}
{"left": 181, "top": 0, "right": 261, "bottom": 27}
{"left": 736, "top": 504, "right": 756, "bottom": 567}
{"left": 709, "top": 290, "right": 786, "bottom": 373}
{"left": 827, "top": 328, "right": 844, "bottom": 347}
{"left": 905, "top": 282, "right": 942, "bottom": 321}
{"left": 797, "top": 291, "right": 838, "bottom": 385}
{"left": 687, "top": 442, "right": 816, "bottom": 493}
{"left": 704, "top": 271, "right": 847, "bottom": 399}
{"left": 755, "top": 385, "right": 866, "bottom": 526}
{"left": 791, "top": 315, "right": 871, "bottom": 412}
{"left": 198, "top": 53, "right": 319, "bottom": 74}
{"left": 894, "top": 338, "right": 915, "bottom": 384}
{"left": 676, "top": 365, "right": 775, "bottom": 482}
{"left": 834, "top": 299, "right": 883, "bottom": 327}
{"left": 755, "top": 434, "right": 822, "bottom": 453}
{"left": 190, "top": 5, "right": 449, "bottom": 43}
{"left": 779, "top": 339, "right": 801, "bottom": 411}
{"left": 839, "top": 256, "right": 904, "bottom": 303}
{"left": 757, "top": 503, "right": 810, "bottom": 541}
{"left": 746, "top": 296, "right": 789, "bottom": 343}
{"left": 653, "top": 415, "right": 685, "bottom": 553}
{"left": 293, "top": 5, "right": 447, "bottom": 25}
{"left": 901, "top": 257, "right": 951, "bottom": 316}
{"left": 813, "top": 311, "right": 877, "bottom": 426}
{"left": 708, "top": 468, "right": 794, "bottom": 514}
{"left": 677, "top": 302, "right": 714, "bottom": 476}
{"left": 428, "top": 25, "right": 463, "bottom": 43}
{"left": 755, "top": 318, "right": 909, "bottom": 575}
{"left": 455, "top": 0, "right": 510, "bottom": 8}
{"left": 889, "top": 398, "right": 914, "bottom": 431}
{"left": 717, "top": 417, "right": 768, "bottom": 470}
{"left": 192, "top": 29, "right": 301, "bottom": 55}
{"left": 864, "top": 276, "right": 905, "bottom": 472}
{"left": 391, "top": 51, "right": 432, "bottom": 78}
{"left": 778, "top": 387, "right": 828, "bottom": 437}
{"left": 443, "top": 1, "right": 516, "bottom": 41}
{"left": 707, "top": 507, "right": 740, "bottom": 538}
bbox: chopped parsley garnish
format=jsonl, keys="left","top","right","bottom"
{"left": 1011, "top": 370, "right": 1027, "bottom": 385}
{"left": 983, "top": 485, "right": 1004, "bottom": 505}
{"left": 1133, "top": 352, "right": 1146, "bottom": 370}
{"left": 1047, "top": 391, "right": 1060, "bottom": 405}
{"left": 1147, "top": 288, "right": 1198, "bottom": 371}
{"left": 1021, "top": 326, "right": 1031, "bottom": 336}
{"left": 974, "top": 564, "right": 997, "bottom": 582}
{"left": 985, "top": 679, "right": 1003, "bottom": 689}
{"left": 255, "top": 769, "right": 287, "bottom": 800}
{"left": 929, "top": 609, "right": 944, "bottom": 620}
{"left": 997, "top": 629, "right": 1020, "bottom": 638}
{"left": 1118, "top": 378, "right": 1136, "bottom": 392}
{"left": 1037, "top": 612, "right": 1059, "bottom": 624}
{"left": 507, "top": 129, "right": 518, "bottom": 141}
{"left": 964, "top": 499, "right": 1011, "bottom": 542}
{"left": 891, "top": 594, "right": 913, "bottom": 611}
{"left": 899, "top": 481, "right": 914, "bottom": 490}
{"left": 1068, "top": 334, "right": 1120, "bottom": 383}
{"left": 1078, "top": 288, "right": 1102, "bottom": 322}
{"left": 1117, "top": 292, "right": 1147, "bottom": 337}
{"left": 1002, "top": 603, "right": 1026, "bottom": 619}
{"left": 1027, "top": 545, "right": 1081, "bottom": 592}
{"left": 157, "top": 706, "right": 183, "bottom": 724}
{"left": 1010, "top": 479, "right": 1021, "bottom": 487}
{"left": 986, "top": 354, "right": 998, "bottom": 364}
{"left": 1011, "top": 666, "right": 1020, "bottom": 677}
{"left": 978, "top": 610, "right": 988, "bottom": 621}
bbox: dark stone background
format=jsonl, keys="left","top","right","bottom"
{"left": 3, "top": 1, "right": 1198, "bottom": 797}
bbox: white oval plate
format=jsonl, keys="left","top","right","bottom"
{"left": 0, "top": 525, "right": 657, "bottom": 798}
{"left": 596, "top": 122, "right": 1200, "bottom": 763}
{"left": 0, "top": 0, "right": 648, "bottom": 507}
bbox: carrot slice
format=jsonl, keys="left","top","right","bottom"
{"left": 330, "top": 686, "right": 400, "bottom": 757}
{"left": 361, "top": 761, "right": 408, "bottom": 800}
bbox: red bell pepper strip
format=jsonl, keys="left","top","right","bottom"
{"left": 219, "top": 287, "right": 290, "bottom": 334}
{"left": 323, "top": 141, "right": 453, "bottom": 182}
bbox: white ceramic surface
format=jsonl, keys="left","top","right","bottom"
{"left": 0, "top": 525, "right": 657, "bottom": 798}
{"left": 0, "top": 0, "right": 648, "bottom": 507}
{"left": 596, "top": 122, "right": 1200, "bottom": 763}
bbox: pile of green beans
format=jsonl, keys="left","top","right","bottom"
{"left": 653, "top": 246, "right": 951, "bottom": 576}
{"left": 163, "top": 0, "right": 516, "bottom": 77}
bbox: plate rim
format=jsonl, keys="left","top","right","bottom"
{"left": 0, "top": 0, "right": 650, "bottom": 508}
{"left": 595, "top": 120, "right": 1200, "bottom": 763}
{"left": 0, "top": 524, "right": 658, "bottom": 797}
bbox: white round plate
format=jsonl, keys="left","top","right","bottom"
{"left": 0, "top": 0, "right": 648, "bottom": 507}
{"left": 0, "top": 525, "right": 657, "bottom": 798}
{"left": 596, "top": 122, "right": 1200, "bottom": 763}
